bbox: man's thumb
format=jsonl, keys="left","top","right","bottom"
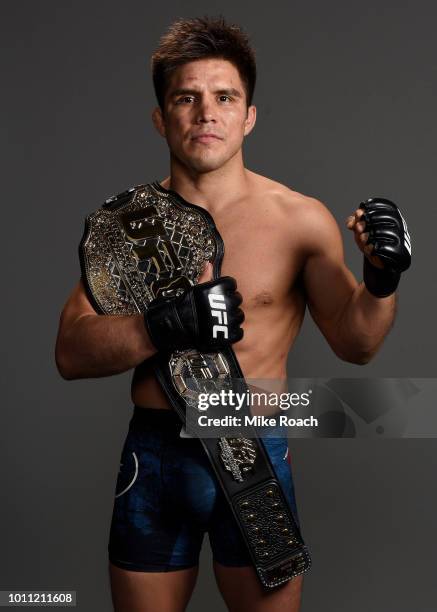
{"left": 198, "top": 261, "right": 214, "bottom": 284}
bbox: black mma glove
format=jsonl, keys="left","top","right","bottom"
{"left": 144, "top": 276, "right": 244, "bottom": 353}
{"left": 359, "top": 198, "right": 412, "bottom": 298}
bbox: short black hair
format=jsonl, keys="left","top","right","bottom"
{"left": 151, "top": 16, "right": 256, "bottom": 108}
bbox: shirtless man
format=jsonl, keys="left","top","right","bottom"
{"left": 55, "top": 16, "right": 411, "bottom": 612}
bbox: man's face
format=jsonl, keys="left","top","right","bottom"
{"left": 153, "top": 58, "right": 256, "bottom": 174}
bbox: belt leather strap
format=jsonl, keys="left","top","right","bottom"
{"left": 79, "top": 182, "right": 312, "bottom": 587}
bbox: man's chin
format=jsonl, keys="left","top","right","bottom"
{"left": 190, "top": 162, "right": 223, "bottom": 174}
{"left": 184, "top": 153, "right": 231, "bottom": 174}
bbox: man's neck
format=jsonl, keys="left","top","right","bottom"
{"left": 161, "top": 154, "right": 251, "bottom": 214}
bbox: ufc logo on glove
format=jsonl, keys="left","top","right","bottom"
{"left": 208, "top": 293, "right": 229, "bottom": 339}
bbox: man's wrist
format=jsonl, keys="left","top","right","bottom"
{"left": 363, "top": 256, "right": 401, "bottom": 298}
{"left": 143, "top": 297, "right": 189, "bottom": 353}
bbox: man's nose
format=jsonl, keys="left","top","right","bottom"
{"left": 196, "top": 97, "right": 216, "bottom": 122}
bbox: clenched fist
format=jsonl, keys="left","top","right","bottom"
{"left": 346, "top": 197, "right": 411, "bottom": 297}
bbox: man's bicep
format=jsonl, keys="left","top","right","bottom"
{"left": 302, "top": 202, "right": 357, "bottom": 335}
{"left": 58, "top": 278, "right": 98, "bottom": 332}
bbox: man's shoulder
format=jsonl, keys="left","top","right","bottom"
{"left": 248, "top": 171, "right": 329, "bottom": 216}
{"left": 248, "top": 172, "right": 341, "bottom": 253}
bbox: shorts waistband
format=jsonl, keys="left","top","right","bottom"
{"left": 130, "top": 406, "right": 287, "bottom": 440}
{"left": 130, "top": 405, "right": 182, "bottom": 431}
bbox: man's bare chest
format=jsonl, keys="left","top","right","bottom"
{"left": 211, "top": 207, "right": 304, "bottom": 309}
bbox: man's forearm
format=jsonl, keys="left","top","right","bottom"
{"left": 335, "top": 282, "right": 397, "bottom": 364}
{"left": 55, "top": 313, "right": 156, "bottom": 379}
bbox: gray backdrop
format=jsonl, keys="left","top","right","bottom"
{"left": 2, "top": 0, "right": 436, "bottom": 610}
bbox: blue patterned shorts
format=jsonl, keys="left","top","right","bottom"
{"left": 108, "top": 406, "right": 300, "bottom": 572}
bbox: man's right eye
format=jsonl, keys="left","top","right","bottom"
{"left": 176, "top": 96, "right": 195, "bottom": 105}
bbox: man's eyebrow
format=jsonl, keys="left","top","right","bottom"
{"left": 169, "top": 87, "right": 243, "bottom": 98}
{"left": 169, "top": 88, "right": 199, "bottom": 98}
{"left": 215, "top": 88, "right": 242, "bottom": 98}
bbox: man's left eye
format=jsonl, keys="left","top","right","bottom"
{"left": 218, "top": 95, "right": 231, "bottom": 102}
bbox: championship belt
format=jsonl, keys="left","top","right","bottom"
{"left": 79, "top": 182, "right": 311, "bottom": 588}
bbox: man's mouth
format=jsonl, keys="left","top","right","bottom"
{"left": 191, "top": 134, "right": 222, "bottom": 143}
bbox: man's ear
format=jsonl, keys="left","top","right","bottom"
{"left": 243, "top": 105, "right": 257, "bottom": 136}
{"left": 152, "top": 106, "right": 166, "bottom": 138}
